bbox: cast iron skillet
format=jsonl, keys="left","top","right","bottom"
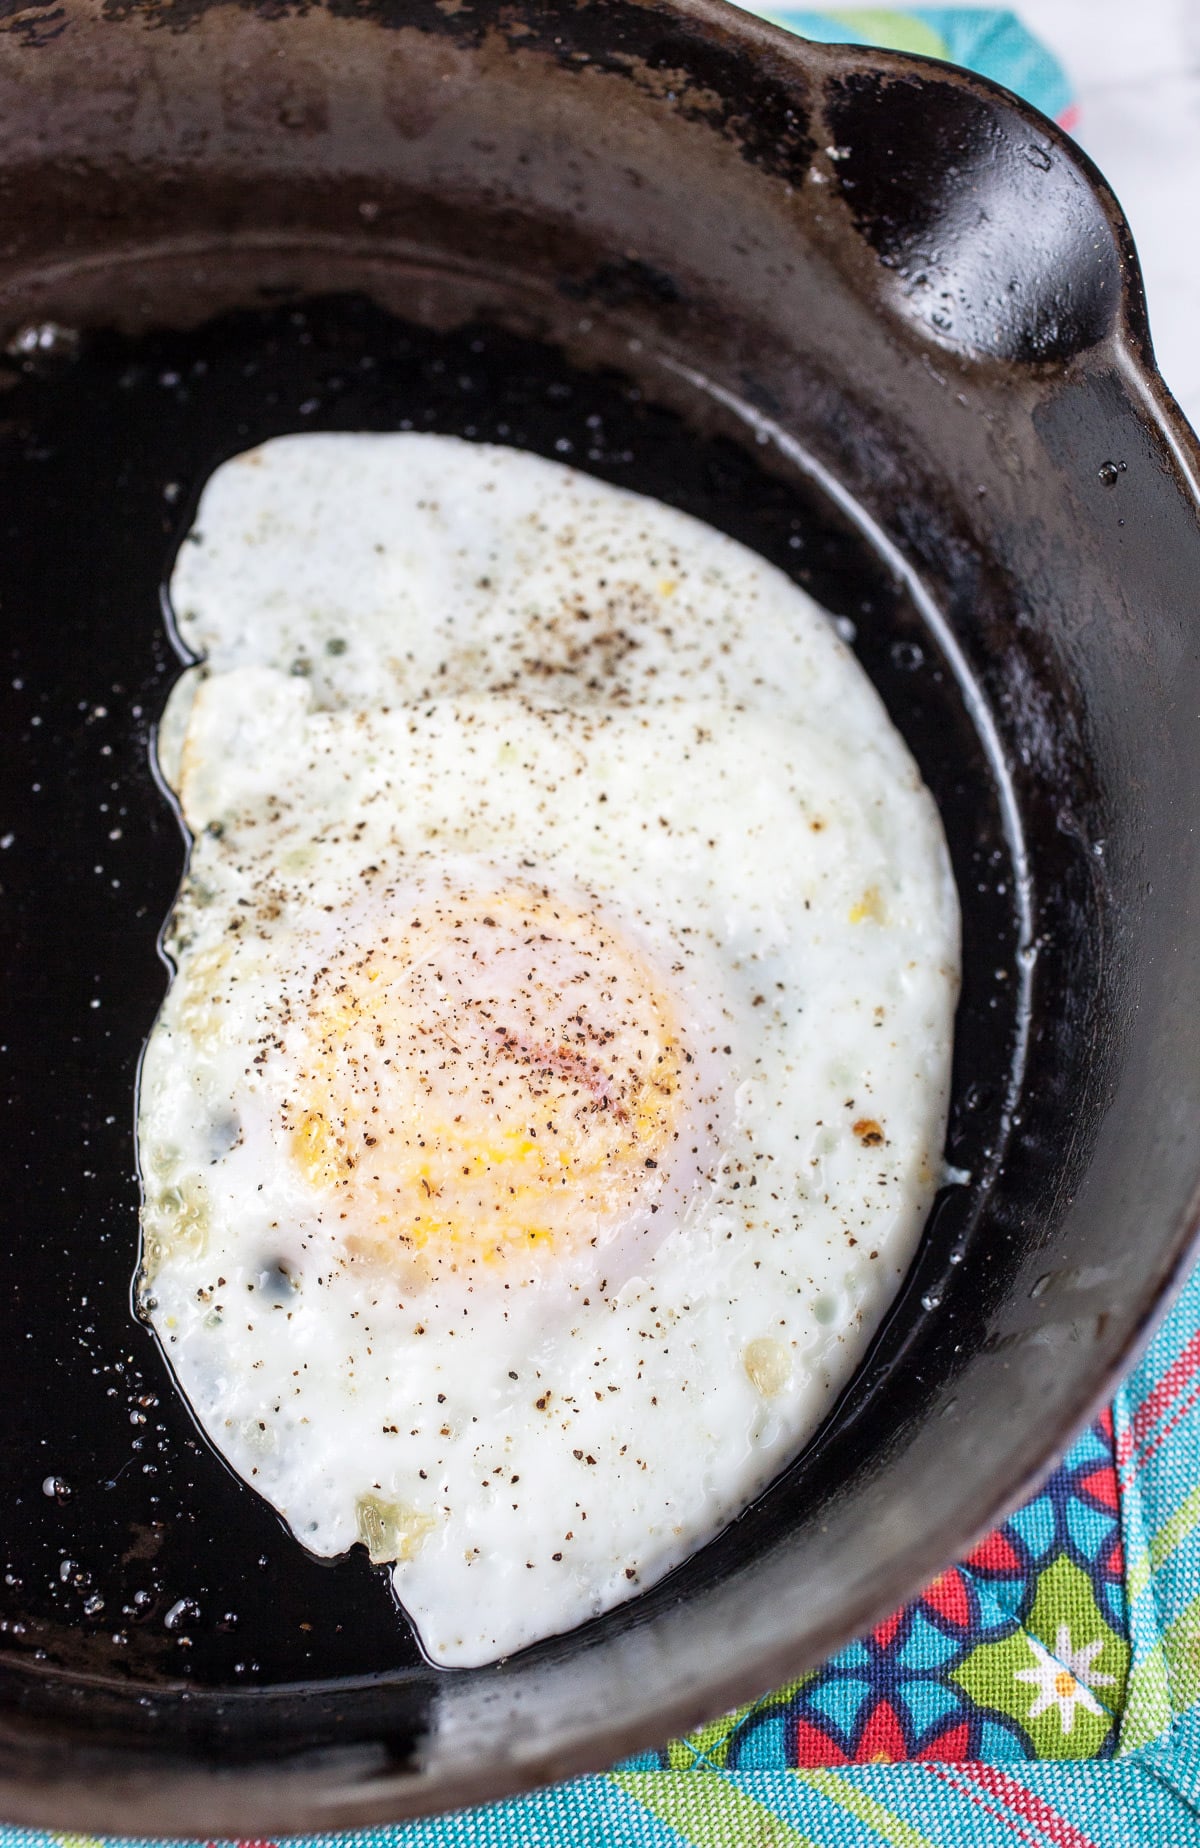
{"left": 1, "top": 0, "right": 1198, "bottom": 1832}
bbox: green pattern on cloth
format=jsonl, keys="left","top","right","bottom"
{"left": 663, "top": 1677, "right": 814, "bottom": 1770}
{"left": 761, "top": 9, "right": 951, "bottom": 56}
{"left": 953, "top": 1558, "right": 1129, "bottom": 1759}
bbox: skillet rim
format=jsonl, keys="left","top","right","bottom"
{"left": 1, "top": 0, "right": 1199, "bottom": 1828}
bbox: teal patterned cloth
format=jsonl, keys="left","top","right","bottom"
{"left": 759, "top": 8, "right": 1077, "bottom": 126}
{"left": 16, "top": 11, "right": 1200, "bottom": 1847}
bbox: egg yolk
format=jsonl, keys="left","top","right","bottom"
{"left": 281, "top": 879, "right": 689, "bottom": 1282}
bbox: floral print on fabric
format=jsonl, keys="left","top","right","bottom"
{"left": 625, "top": 1414, "right": 1128, "bottom": 1768}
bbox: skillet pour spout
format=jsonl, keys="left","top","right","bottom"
{"left": 0, "top": 0, "right": 1198, "bottom": 1832}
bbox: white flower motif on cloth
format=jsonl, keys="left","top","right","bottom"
{"left": 1014, "top": 1626, "right": 1118, "bottom": 1736}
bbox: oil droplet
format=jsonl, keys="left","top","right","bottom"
{"left": 164, "top": 1596, "right": 200, "bottom": 1631}
{"left": 6, "top": 320, "right": 80, "bottom": 362}
{"left": 890, "top": 639, "right": 925, "bottom": 672}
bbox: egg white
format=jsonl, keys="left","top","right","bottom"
{"left": 139, "top": 435, "right": 960, "bottom": 1665}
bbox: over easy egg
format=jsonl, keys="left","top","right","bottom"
{"left": 137, "top": 434, "right": 960, "bottom": 1665}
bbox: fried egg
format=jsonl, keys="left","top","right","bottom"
{"left": 137, "top": 434, "right": 960, "bottom": 1665}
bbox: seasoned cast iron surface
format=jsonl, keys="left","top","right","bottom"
{"left": 0, "top": 295, "right": 1023, "bottom": 1690}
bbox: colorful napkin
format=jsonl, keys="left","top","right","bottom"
{"left": 13, "top": 11, "right": 1200, "bottom": 1846}
{"left": 205, "top": 1271, "right": 1195, "bottom": 1844}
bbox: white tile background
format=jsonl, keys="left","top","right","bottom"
{"left": 1011, "top": 1, "right": 1200, "bottom": 423}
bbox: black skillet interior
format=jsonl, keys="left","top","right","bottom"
{"left": 0, "top": 293, "right": 1022, "bottom": 1690}
{"left": 0, "top": 0, "right": 1198, "bottom": 1827}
